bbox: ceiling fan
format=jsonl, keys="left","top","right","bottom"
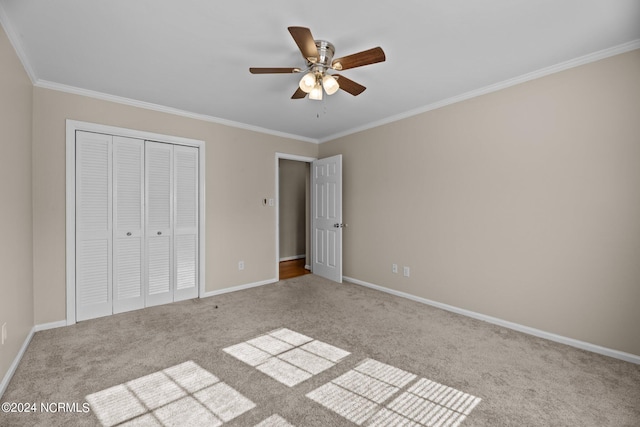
{"left": 249, "top": 26, "right": 386, "bottom": 100}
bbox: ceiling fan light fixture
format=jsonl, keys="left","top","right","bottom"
{"left": 322, "top": 74, "right": 339, "bottom": 95}
{"left": 299, "top": 72, "right": 316, "bottom": 93}
{"left": 309, "top": 83, "right": 323, "bottom": 100}
{"left": 250, "top": 26, "right": 386, "bottom": 100}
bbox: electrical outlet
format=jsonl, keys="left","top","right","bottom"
{"left": 1, "top": 323, "right": 6, "bottom": 345}
{"left": 403, "top": 266, "right": 410, "bottom": 277}
{"left": 392, "top": 264, "right": 398, "bottom": 274}
{"left": 238, "top": 261, "right": 245, "bottom": 271}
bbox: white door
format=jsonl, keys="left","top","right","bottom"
{"left": 173, "top": 145, "right": 199, "bottom": 301}
{"left": 112, "top": 136, "right": 145, "bottom": 314}
{"left": 312, "top": 155, "right": 343, "bottom": 283}
{"left": 76, "top": 131, "right": 113, "bottom": 321}
{"left": 145, "top": 141, "right": 174, "bottom": 307}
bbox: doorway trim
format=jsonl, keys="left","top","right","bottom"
{"left": 275, "top": 153, "right": 316, "bottom": 280}
{"left": 65, "top": 120, "right": 206, "bottom": 325}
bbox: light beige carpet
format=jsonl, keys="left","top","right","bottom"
{"left": 1, "top": 274, "right": 639, "bottom": 426}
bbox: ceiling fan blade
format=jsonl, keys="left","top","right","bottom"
{"left": 288, "top": 26, "right": 319, "bottom": 62}
{"left": 332, "top": 47, "right": 385, "bottom": 71}
{"left": 291, "top": 87, "right": 307, "bottom": 99}
{"left": 334, "top": 74, "right": 366, "bottom": 96}
{"left": 249, "top": 67, "right": 300, "bottom": 74}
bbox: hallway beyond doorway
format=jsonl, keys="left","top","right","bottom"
{"left": 279, "top": 259, "right": 311, "bottom": 280}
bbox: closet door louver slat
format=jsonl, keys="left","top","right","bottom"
{"left": 113, "top": 137, "right": 145, "bottom": 314}
{"left": 145, "top": 141, "right": 174, "bottom": 307}
{"left": 75, "top": 131, "right": 113, "bottom": 321}
{"left": 174, "top": 146, "right": 199, "bottom": 300}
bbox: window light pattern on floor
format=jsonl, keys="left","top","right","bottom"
{"left": 254, "top": 414, "right": 296, "bottom": 427}
{"left": 223, "top": 328, "right": 350, "bottom": 387}
{"left": 306, "top": 359, "right": 481, "bottom": 427}
{"left": 85, "top": 361, "right": 255, "bottom": 427}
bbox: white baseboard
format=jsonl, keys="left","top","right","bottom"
{"left": 34, "top": 320, "right": 67, "bottom": 332}
{"left": 279, "top": 255, "right": 306, "bottom": 262}
{"left": 304, "top": 265, "right": 311, "bottom": 271}
{"left": 201, "top": 278, "right": 277, "bottom": 298}
{"left": 1, "top": 320, "right": 69, "bottom": 398}
{"left": 0, "top": 326, "right": 34, "bottom": 398}
{"left": 344, "top": 276, "right": 640, "bottom": 365}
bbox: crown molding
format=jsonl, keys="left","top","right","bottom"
{"left": 0, "top": 3, "right": 37, "bottom": 83}
{"left": 34, "top": 79, "right": 320, "bottom": 144}
{"left": 319, "top": 40, "right": 640, "bottom": 143}
{"left": 2, "top": 3, "right": 316, "bottom": 143}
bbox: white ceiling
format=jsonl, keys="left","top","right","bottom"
{"left": 1, "top": 0, "right": 639, "bottom": 143}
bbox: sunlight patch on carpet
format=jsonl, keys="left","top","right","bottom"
{"left": 278, "top": 348, "right": 335, "bottom": 375}
{"left": 332, "top": 370, "right": 401, "bottom": 404}
{"left": 408, "top": 378, "right": 481, "bottom": 416}
{"left": 301, "top": 339, "right": 351, "bottom": 363}
{"left": 248, "top": 335, "right": 295, "bottom": 355}
{"left": 86, "top": 361, "right": 255, "bottom": 426}
{"left": 256, "top": 358, "right": 313, "bottom": 387}
{"left": 223, "top": 328, "right": 350, "bottom": 387}
{"left": 222, "top": 342, "right": 272, "bottom": 367}
{"left": 255, "top": 414, "right": 296, "bottom": 426}
{"left": 306, "top": 358, "right": 481, "bottom": 427}
{"left": 355, "top": 358, "right": 417, "bottom": 388}
{"left": 307, "top": 382, "right": 380, "bottom": 424}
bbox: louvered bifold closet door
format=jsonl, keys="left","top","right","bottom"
{"left": 173, "top": 145, "right": 199, "bottom": 301}
{"left": 112, "top": 137, "right": 145, "bottom": 314}
{"left": 145, "top": 141, "right": 174, "bottom": 307}
{"left": 76, "top": 131, "right": 113, "bottom": 321}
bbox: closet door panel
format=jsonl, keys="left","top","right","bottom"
{"left": 174, "top": 146, "right": 199, "bottom": 301}
{"left": 145, "top": 141, "right": 174, "bottom": 307}
{"left": 147, "top": 237, "right": 171, "bottom": 294}
{"left": 113, "top": 137, "right": 145, "bottom": 314}
{"left": 76, "top": 131, "right": 113, "bottom": 321}
{"left": 175, "top": 235, "right": 197, "bottom": 291}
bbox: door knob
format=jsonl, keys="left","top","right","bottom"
{"left": 157, "top": 231, "right": 162, "bottom": 235}
{"left": 126, "top": 232, "right": 132, "bottom": 236}
{"left": 333, "top": 223, "right": 347, "bottom": 228}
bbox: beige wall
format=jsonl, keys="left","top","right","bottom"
{"left": 32, "top": 88, "right": 319, "bottom": 324}
{"left": 0, "top": 26, "right": 34, "bottom": 382}
{"left": 279, "top": 159, "right": 308, "bottom": 260}
{"left": 320, "top": 50, "right": 640, "bottom": 356}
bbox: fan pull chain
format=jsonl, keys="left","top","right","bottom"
{"left": 316, "top": 96, "right": 328, "bottom": 119}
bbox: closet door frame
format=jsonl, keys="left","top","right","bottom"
{"left": 65, "top": 120, "right": 206, "bottom": 325}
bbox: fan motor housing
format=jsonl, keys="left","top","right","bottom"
{"left": 310, "top": 40, "right": 335, "bottom": 70}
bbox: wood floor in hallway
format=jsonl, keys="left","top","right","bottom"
{"left": 279, "top": 258, "right": 311, "bottom": 280}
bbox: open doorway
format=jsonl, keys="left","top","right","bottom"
{"left": 276, "top": 153, "right": 315, "bottom": 280}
